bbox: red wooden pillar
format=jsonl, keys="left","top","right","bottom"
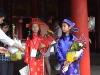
{"left": 32, "top": 0, "right": 38, "bottom": 17}
{"left": 71, "top": 0, "right": 91, "bottom": 75}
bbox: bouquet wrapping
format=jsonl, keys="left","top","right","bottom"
{"left": 8, "top": 38, "right": 23, "bottom": 61}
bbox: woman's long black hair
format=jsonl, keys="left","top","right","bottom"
{"left": 60, "top": 22, "right": 73, "bottom": 41}
{"left": 0, "top": 22, "right": 10, "bottom": 36}
{"left": 28, "top": 24, "right": 41, "bottom": 40}
{"left": 0, "top": 22, "right": 9, "bottom": 27}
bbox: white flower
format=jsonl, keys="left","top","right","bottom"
{"left": 79, "top": 43, "right": 83, "bottom": 47}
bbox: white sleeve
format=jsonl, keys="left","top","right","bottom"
{"left": 0, "top": 29, "right": 15, "bottom": 46}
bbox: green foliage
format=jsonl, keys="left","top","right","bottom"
{"left": 70, "top": 42, "right": 83, "bottom": 51}
{"left": 35, "top": 50, "right": 42, "bottom": 60}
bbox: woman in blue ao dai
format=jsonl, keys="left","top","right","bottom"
{"left": 56, "top": 19, "right": 83, "bottom": 75}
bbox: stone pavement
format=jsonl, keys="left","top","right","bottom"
{"left": 90, "top": 53, "right": 100, "bottom": 75}
{"left": 91, "top": 65, "right": 100, "bottom": 75}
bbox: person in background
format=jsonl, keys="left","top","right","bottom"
{"left": 0, "top": 22, "right": 13, "bottom": 75}
{"left": 0, "top": 9, "right": 8, "bottom": 53}
{"left": 38, "top": 17, "right": 49, "bottom": 36}
{"left": 0, "top": 47, "right": 8, "bottom": 53}
{"left": 53, "top": 18, "right": 62, "bottom": 38}
{"left": 0, "top": 9, "right": 24, "bottom": 52}
{"left": 38, "top": 17, "right": 51, "bottom": 75}
{"left": 45, "top": 16, "right": 53, "bottom": 31}
{"left": 52, "top": 18, "right": 62, "bottom": 71}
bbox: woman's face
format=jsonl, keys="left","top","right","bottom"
{"left": 31, "top": 24, "right": 39, "bottom": 34}
{"left": 1, "top": 25, "right": 9, "bottom": 33}
{"left": 0, "top": 17, "right": 4, "bottom": 24}
{"left": 62, "top": 23, "right": 71, "bottom": 33}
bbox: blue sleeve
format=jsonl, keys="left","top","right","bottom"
{"left": 73, "top": 35, "right": 78, "bottom": 40}
{"left": 56, "top": 40, "right": 66, "bottom": 63}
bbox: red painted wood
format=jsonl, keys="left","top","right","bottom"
{"left": 71, "top": 0, "right": 91, "bottom": 75}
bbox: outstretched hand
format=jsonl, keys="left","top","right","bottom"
{"left": 0, "top": 47, "right": 8, "bottom": 53}
{"left": 64, "top": 61, "right": 70, "bottom": 66}
{"left": 19, "top": 47, "right": 25, "bottom": 52}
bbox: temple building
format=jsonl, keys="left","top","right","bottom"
{"left": 0, "top": 0, "right": 100, "bottom": 75}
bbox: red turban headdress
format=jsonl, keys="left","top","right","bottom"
{"left": 26, "top": 18, "right": 46, "bottom": 28}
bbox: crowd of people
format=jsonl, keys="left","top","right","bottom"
{"left": 0, "top": 9, "right": 85, "bottom": 75}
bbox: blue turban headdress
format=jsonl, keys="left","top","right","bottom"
{"left": 63, "top": 19, "right": 79, "bottom": 32}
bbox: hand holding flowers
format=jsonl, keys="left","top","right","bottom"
{"left": 35, "top": 30, "right": 57, "bottom": 60}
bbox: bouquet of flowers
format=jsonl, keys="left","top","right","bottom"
{"left": 62, "top": 34, "right": 86, "bottom": 73}
{"left": 42, "top": 30, "right": 57, "bottom": 45}
{"left": 35, "top": 50, "right": 43, "bottom": 60}
{"left": 35, "top": 30, "right": 57, "bottom": 60}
